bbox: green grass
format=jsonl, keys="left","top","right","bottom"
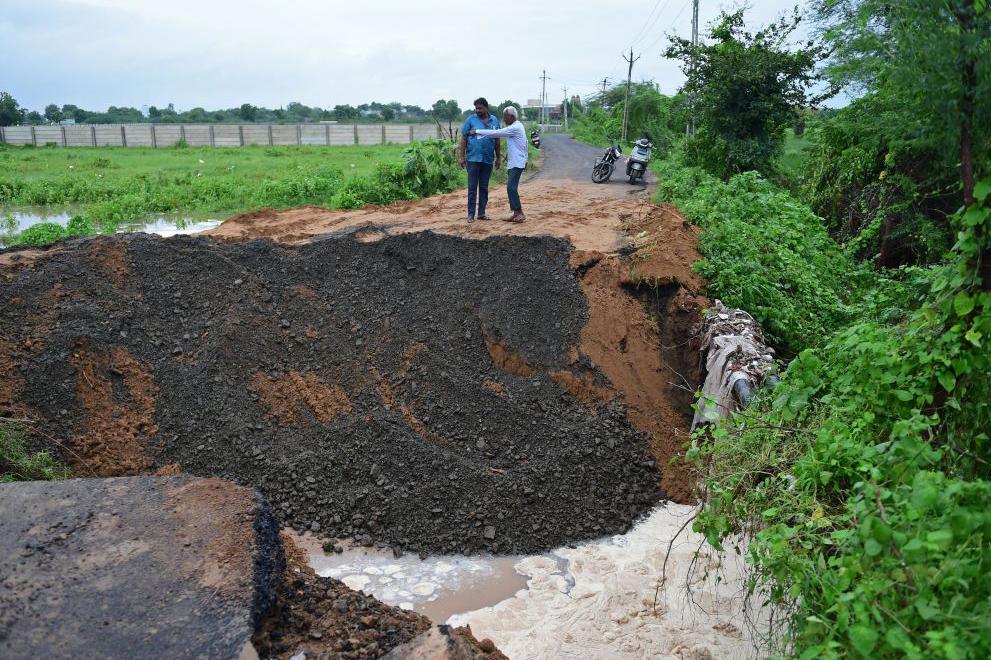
{"left": 0, "top": 142, "right": 468, "bottom": 246}
{"left": 0, "top": 418, "right": 70, "bottom": 482}
{"left": 778, "top": 128, "right": 812, "bottom": 190}
{"left": 0, "top": 142, "right": 408, "bottom": 209}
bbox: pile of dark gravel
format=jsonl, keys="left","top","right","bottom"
{"left": 1, "top": 231, "right": 662, "bottom": 555}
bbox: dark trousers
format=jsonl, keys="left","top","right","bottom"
{"left": 466, "top": 161, "right": 493, "bottom": 217}
{"left": 507, "top": 167, "right": 524, "bottom": 211}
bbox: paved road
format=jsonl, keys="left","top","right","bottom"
{"left": 531, "top": 133, "right": 656, "bottom": 195}
{"left": 0, "top": 476, "right": 281, "bottom": 660}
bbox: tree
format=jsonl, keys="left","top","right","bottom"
{"left": 381, "top": 107, "right": 396, "bottom": 122}
{"left": 666, "top": 9, "right": 829, "bottom": 179}
{"left": 238, "top": 103, "right": 258, "bottom": 121}
{"left": 496, "top": 99, "right": 522, "bottom": 116}
{"left": 431, "top": 99, "right": 462, "bottom": 140}
{"left": 333, "top": 104, "right": 359, "bottom": 120}
{"left": 814, "top": 0, "right": 990, "bottom": 206}
{"left": 0, "top": 92, "right": 25, "bottom": 126}
{"left": 148, "top": 105, "right": 162, "bottom": 119}
{"left": 44, "top": 104, "right": 63, "bottom": 123}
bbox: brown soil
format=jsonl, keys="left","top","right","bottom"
{"left": 0, "top": 339, "right": 29, "bottom": 417}
{"left": 210, "top": 182, "right": 638, "bottom": 253}
{"left": 481, "top": 379, "right": 505, "bottom": 396}
{"left": 166, "top": 477, "right": 259, "bottom": 599}
{"left": 87, "top": 237, "right": 129, "bottom": 288}
{"left": 568, "top": 201, "right": 706, "bottom": 502}
{"left": 251, "top": 371, "right": 353, "bottom": 426}
{"left": 70, "top": 342, "right": 157, "bottom": 476}
{"left": 482, "top": 328, "right": 540, "bottom": 377}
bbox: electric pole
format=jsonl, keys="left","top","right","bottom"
{"left": 562, "top": 85, "right": 569, "bottom": 130}
{"left": 539, "top": 70, "right": 550, "bottom": 125}
{"left": 598, "top": 77, "right": 609, "bottom": 99}
{"left": 688, "top": 0, "right": 700, "bottom": 136}
{"left": 621, "top": 48, "right": 640, "bottom": 143}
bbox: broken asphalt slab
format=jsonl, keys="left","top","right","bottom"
{"left": 0, "top": 475, "right": 282, "bottom": 659}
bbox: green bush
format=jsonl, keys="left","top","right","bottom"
{"left": 803, "top": 94, "right": 956, "bottom": 267}
{"left": 1, "top": 419, "right": 70, "bottom": 482}
{"left": 656, "top": 155, "right": 853, "bottom": 353}
{"left": 688, "top": 177, "right": 991, "bottom": 658}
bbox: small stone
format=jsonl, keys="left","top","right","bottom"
{"left": 233, "top": 278, "right": 243, "bottom": 285}
{"left": 483, "top": 525, "right": 496, "bottom": 540}
{"left": 310, "top": 522, "right": 321, "bottom": 532}
{"left": 309, "top": 630, "right": 323, "bottom": 640}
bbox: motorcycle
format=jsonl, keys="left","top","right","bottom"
{"left": 626, "top": 138, "right": 652, "bottom": 184}
{"left": 591, "top": 144, "right": 622, "bottom": 183}
{"left": 530, "top": 130, "right": 541, "bottom": 149}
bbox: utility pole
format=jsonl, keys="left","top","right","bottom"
{"left": 598, "top": 77, "right": 609, "bottom": 100}
{"left": 621, "top": 48, "right": 640, "bottom": 143}
{"left": 688, "top": 0, "right": 700, "bottom": 136}
{"left": 562, "top": 85, "right": 569, "bottom": 130}
{"left": 539, "top": 70, "right": 550, "bottom": 125}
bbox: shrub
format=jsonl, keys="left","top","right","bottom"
{"left": 0, "top": 419, "right": 70, "bottom": 482}
{"left": 688, "top": 177, "right": 991, "bottom": 658}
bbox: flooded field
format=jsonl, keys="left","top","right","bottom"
{"left": 1, "top": 207, "right": 221, "bottom": 243}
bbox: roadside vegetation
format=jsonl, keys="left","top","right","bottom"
{"left": 0, "top": 419, "right": 69, "bottom": 483}
{"left": 576, "top": 2, "right": 989, "bottom": 656}
{"left": 1, "top": 140, "right": 466, "bottom": 246}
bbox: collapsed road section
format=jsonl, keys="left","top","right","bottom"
{"left": 1, "top": 231, "right": 669, "bottom": 556}
{"left": 0, "top": 475, "right": 503, "bottom": 659}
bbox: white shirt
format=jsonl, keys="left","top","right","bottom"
{"left": 475, "top": 121, "right": 528, "bottom": 170}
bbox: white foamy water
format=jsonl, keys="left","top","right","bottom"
{"left": 297, "top": 503, "right": 770, "bottom": 658}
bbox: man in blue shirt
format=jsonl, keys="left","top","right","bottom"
{"left": 458, "top": 97, "right": 501, "bottom": 223}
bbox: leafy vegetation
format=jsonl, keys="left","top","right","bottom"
{"left": 643, "top": 3, "right": 991, "bottom": 657}
{"left": 570, "top": 82, "right": 687, "bottom": 152}
{"left": 0, "top": 419, "right": 69, "bottom": 482}
{"left": 656, "top": 155, "right": 854, "bottom": 354}
{"left": 1, "top": 141, "right": 466, "bottom": 246}
{"left": 665, "top": 9, "right": 829, "bottom": 180}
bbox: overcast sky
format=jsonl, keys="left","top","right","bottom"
{"left": 2, "top": 0, "right": 814, "bottom": 112}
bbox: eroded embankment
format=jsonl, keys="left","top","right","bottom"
{"left": 0, "top": 231, "right": 692, "bottom": 557}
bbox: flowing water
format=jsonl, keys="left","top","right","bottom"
{"left": 297, "top": 503, "right": 769, "bottom": 658}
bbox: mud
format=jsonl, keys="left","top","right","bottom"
{"left": 1, "top": 231, "right": 665, "bottom": 555}
{"left": 209, "top": 181, "right": 642, "bottom": 254}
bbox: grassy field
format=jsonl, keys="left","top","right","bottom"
{"left": 0, "top": 142, "right": 470, "bottom": 245}
{"left": 1, "top": 143, "right": 410, "bottom": 184}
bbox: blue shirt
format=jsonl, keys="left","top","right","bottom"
{"left": 462, "top": 113, "right": 501, "bottom": 164}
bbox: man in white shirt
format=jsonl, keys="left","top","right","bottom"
{"left": 469, "top": 106, "right": 528, "bottom": 223}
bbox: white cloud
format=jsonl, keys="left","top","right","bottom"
{"left": 2, "top": 0, "right": 814, "bottom": 112}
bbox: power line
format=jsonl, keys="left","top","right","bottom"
{"left": 640, "top": 0, "right": 693, "bottom": 54}
{"left": 630, "top": 0, "right": 671, "bottom": 47}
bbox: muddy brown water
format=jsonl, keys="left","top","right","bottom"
{"left": 291, "top": 532, "right": 528, "bottom": 623}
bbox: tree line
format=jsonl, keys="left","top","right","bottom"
{"left": 0, "top": 95, "right": 530, "bottom": 127}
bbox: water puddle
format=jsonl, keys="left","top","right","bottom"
{"left": 291, "top": 533, "right": 528, "bottom": 623}
{"left": 1, "top": 207, "right": 221, "bottom": 242}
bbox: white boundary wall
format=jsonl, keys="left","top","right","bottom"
{"left": 0, "top": 123, "right": 449, "bottom": 148}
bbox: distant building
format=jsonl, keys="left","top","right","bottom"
{"left": 58, "top": 118, "right": 76, "bottom": 126}
{"left": 524, "top": 99, "right": 563, "bottom": 121}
